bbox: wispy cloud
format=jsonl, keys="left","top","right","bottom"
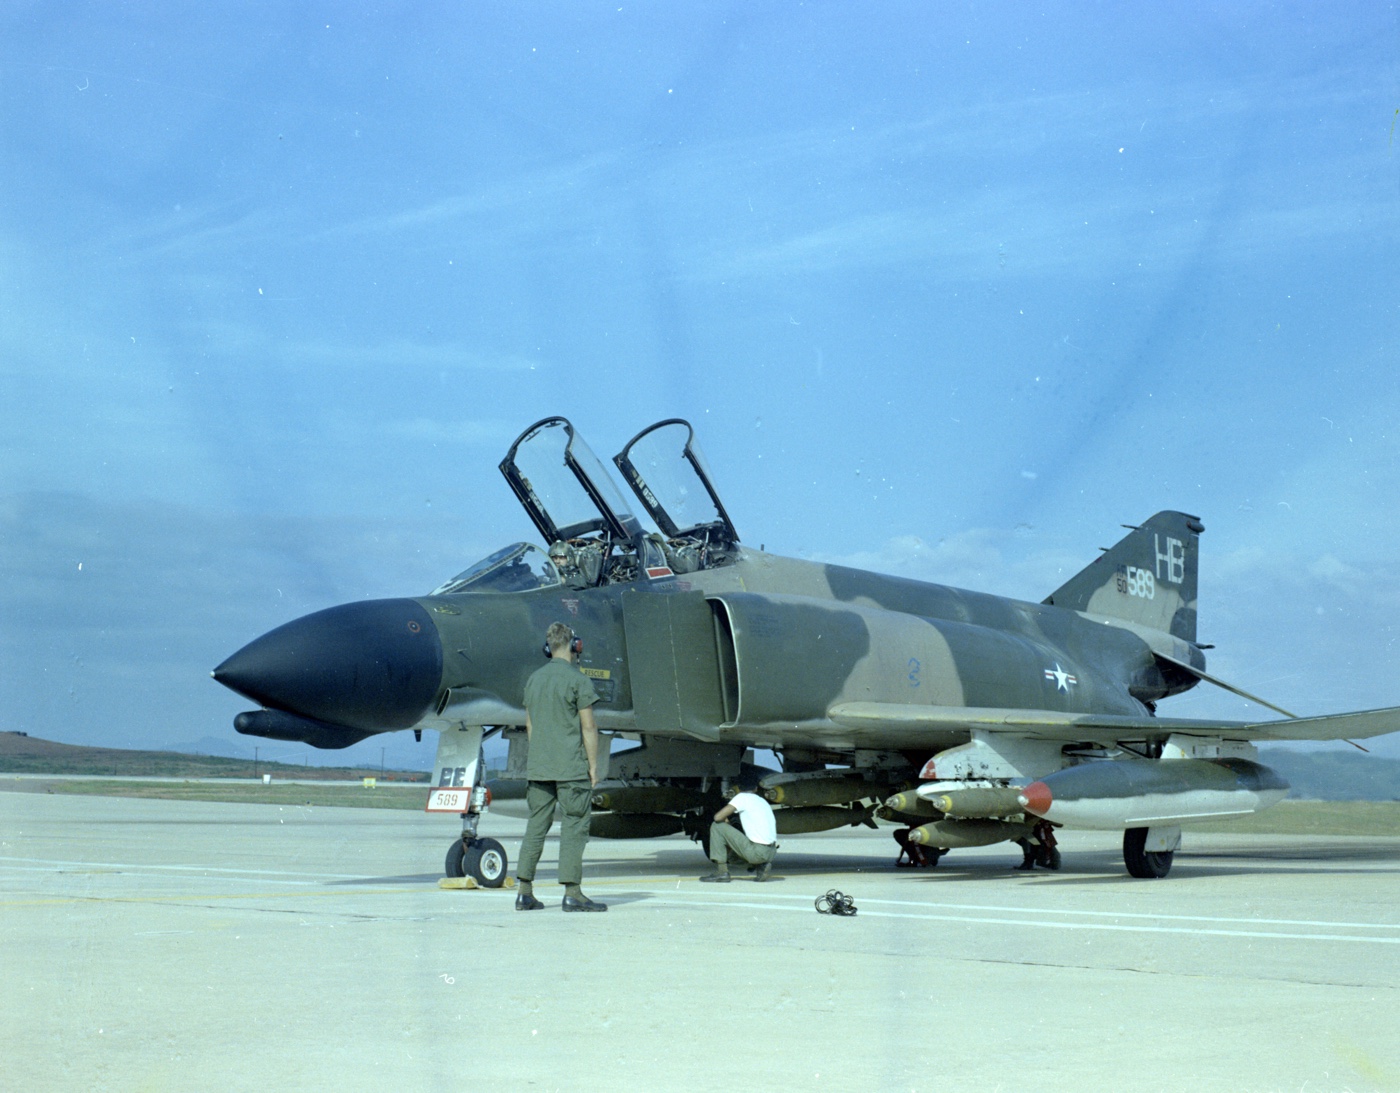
{"left": 179, "top": 320, "right": 546, "bottom": 373}
{"left": 272, "top": 339, "right": 544, "bottom": 372}
{"left": 379, "top": 418, "right": 519, "bottom": 447}
{"left": 814, "top": 526, "right": 1077, "bottom": 604}
{"left": 303, "top": 153, "right": 624, "bottom": 243}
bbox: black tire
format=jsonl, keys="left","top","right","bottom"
{"left": 1043, "top": 846, "right": 1062, "bottom": 871}
{"left": 445, "top": 838, "right": 467, "bottom": 878}
{"left": 1123, "top": 827, "right": 1173, "bottom": 878}
{"left": 462, "top": 837, "right": 508, "bottom": 888}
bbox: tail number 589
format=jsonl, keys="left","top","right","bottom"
{"left": 1116, "top": 565, "right": 1155, "bottom": 599}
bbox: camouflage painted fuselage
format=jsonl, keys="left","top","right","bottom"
{"left": 210, "top": 418, "right": 1400, "bottom": 877}
{"left": 426, "top": 546, "right": 1181, "bottom": 755}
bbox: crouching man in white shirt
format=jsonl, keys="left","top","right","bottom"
{"left": 700, "top": 779, "right": 778, "bottom": 883}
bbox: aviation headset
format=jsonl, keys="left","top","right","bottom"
{"left": 542, "top": 626, "right": 584, "bottom": 659}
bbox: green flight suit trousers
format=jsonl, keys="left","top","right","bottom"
{"left": 709, "top": 822, "right": 777, "bottom": 869}
{"left": 516, "top": 779, "right": 592, "bottom": 886}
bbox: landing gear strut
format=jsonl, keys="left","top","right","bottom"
{"left": 431, "top": 725, "right": 508, "bottom": 886}
{"left": 892, "top": 827, "right": 945, "bottom": 868}
{"left": 1014, "top": 820, "right": 1061, "bottom": 871}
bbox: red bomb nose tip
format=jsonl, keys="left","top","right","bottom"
{"left": 1019, "top": 781, "right": 1052, "bottom": 816}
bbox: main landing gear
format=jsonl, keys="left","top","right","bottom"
{"left": 1123, "top": 826, "right": 1176, "bottom": 878}
{"left": 1014, "top": 820, "right": 1061, "bottom": 871}
{"left": 892, "top": 827, "right": 945, "bottom": 868}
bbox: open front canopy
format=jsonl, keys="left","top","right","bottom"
{"left": 499, "top": 417, "right": 644, "bottom": 544}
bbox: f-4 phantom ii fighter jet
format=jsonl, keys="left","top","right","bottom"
{"left": 213, "top": 417, "right": 1400, "bottom": 883}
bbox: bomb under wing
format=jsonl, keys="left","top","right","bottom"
{"left": 1018, "top": 757, "right": 1289, "bottom": 830}
{"left": 761, "top": 773, "right": 883, "bottom": 808}
{"left": 906, "top": 818, "right": 1035, "bottom": 849}
{"left": 918, "top": 785, "right": 1025, "bottom": 818}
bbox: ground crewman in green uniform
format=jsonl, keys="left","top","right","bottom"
{"left": 515, "top": 621, "right": 606, "bottom": 913}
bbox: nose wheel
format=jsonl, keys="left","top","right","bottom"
{"left": 446, "top": 836, "right": 508, "bottom": 887}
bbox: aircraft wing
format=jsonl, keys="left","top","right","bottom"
{"left": 825, "top": 702, "right": 1400, "bottom": 745}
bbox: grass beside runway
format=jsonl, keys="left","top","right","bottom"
{"left": 8, "top": 780, "right": 1400, "bottom": 835}
{"left": 13, "top": 779, "right": 429, "bottom": 810}
{"left": 1187, "top": 799, "right": 1400, "bottom": 837}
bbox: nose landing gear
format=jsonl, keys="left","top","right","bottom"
{"left": 430, "top": 724, "right": 509, "bottom": 887}
{"left": 446, "top": 835, "right": 508, "bottom": 887}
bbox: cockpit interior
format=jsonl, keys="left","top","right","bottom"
{"left": 432, "top": 417, "right": 740, "bottom": 595}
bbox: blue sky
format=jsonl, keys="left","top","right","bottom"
{"left": 3, "top": 3, "right": 1398, "bottom": 766}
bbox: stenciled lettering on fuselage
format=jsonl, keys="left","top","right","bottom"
{"left": 1114, "top": 534, "right": 1185, "bottom": 599}
{"left": 580, "top": 666, "right": 616, "bottom": 702}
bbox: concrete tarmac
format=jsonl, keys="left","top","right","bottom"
{"left": 3, "top": 790, "right": 1399, "bottom": 1093}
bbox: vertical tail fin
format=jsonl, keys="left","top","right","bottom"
{"left": 1043, "top": 511, "right": 1203, "bottom": 642}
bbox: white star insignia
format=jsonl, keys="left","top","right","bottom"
{"left": 1044, "top": 663, "right": 1078, "bottom": 691}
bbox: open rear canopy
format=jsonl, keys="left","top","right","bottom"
{"left": 614, "top": 418, "right": 738, "bottom": 542}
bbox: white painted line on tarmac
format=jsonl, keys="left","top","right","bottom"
{"left": 652, "top": 891, "right": 1400, "bottom": 943}
{"left": 0, "top": 867, "right": 327, "bottom": 888}
{"left": 0, "top": 855, "right": 369, "bottom": 881}
{"left": 667, "top": 889, "right": 1400, "bottom": 933}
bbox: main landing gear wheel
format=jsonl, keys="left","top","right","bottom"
{"left": 445, "top": 837, "right": 509, "bottom": 887}
{"left": 1014, "top": 822, "right": 1061, "bottom": 871}
{"left": 1123, "top": 827, "right": 1173, "bottom": 878}
{"left": 892, "top": 828, "right": 943, "bottom": 867}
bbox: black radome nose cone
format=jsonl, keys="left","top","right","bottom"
{"left": 213, "top": 598, "right": 442, "bottom": 732}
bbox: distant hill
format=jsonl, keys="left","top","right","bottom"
{"left": 6, "top": 732, "right": 1392, "bottom": 799}
{"left": 1264, "top": 747, "right": 1400, "bottom": 801}
{"left": 0, "top": 732, "right": 429, "bottom": 782}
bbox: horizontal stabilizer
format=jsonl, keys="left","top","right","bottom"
{"left": 1153, "top": 652, "right": 1298, "bottom": 719}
